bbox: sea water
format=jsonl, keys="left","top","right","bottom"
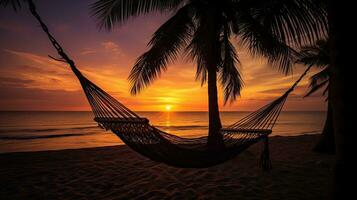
{"left": 0, "top": 111, "right": 325, "bottom": 153}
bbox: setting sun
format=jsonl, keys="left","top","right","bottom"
{"left": 165, "top": 105, "right": 172, "bottom": 111}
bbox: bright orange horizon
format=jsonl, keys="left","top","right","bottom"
{"left": 0, "top": 1, "right": 326, "bottom": 112}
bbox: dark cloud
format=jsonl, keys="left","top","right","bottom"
{"left": 0, "top": 86, "right": 88, "bottom": 110}
{"left": 0, "top": 77, "right": 34, "bottom": 87}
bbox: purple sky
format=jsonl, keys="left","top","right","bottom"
{"left": 0, "top": 0, "right": 326, "bottom": 111}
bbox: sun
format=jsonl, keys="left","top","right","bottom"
{"left": 165, "top": 105, "right": 172, "bottom": 111}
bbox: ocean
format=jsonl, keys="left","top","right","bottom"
{"left": 0, "top": 111, "right": 326, "bottom": 153}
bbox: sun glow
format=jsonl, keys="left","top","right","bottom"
{"left": 165, "top": 105, "right": 172, "bottom": 111}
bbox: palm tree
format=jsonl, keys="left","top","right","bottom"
{"left": 296, "top": 39, "right": 334, "bottom": 154}
{"left": 90, "top": 0, "right": 327, "bottom": 151}
{"left": 1, "top": 0, "right": 327, "bottom": 151}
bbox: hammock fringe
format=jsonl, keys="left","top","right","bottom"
{"left": 260, "top": 136, "right": 272, "bottom": 171}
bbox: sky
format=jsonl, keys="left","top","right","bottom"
{"left": 0, "top": 0, "right": 326, "bottom": 112}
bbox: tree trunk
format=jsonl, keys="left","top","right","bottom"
{"left": 313, "top": 97, "right": 335, "bottom": 154}
{"left": 204, "top": 6, "right": 224, "bottom": 152}
{"left": 206, "top": 65, "right": 224, "bottom": 152}
{"left": 328, "top": 0, "right": 353, "bottom": 198}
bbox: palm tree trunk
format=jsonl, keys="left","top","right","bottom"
{"left": 328, "top": 0, "right": 353, "bottom": 198}
{"left": 206, "top": 65, "right": 224, "bottom": 152}
{"left": 203, "top": 7, "right": 224, "bottom": 152}
{"left": 313, "top": 97, "right": 335, "bottom": 154}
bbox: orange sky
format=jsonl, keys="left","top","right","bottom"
{"left": 0, "top": 0, "right": 326, "bottom": 111}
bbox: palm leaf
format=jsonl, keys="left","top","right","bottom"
{"left": 309, "top": 67, "right": 329, "bottom": 87}
{"left": 128, "top": 4, "right": 194, "bottom": 94}
{"left": 185, "top": 8, "right": 220, "bottom": 86}
{"left": 238, "top": 13, "right": 298, "bottom": 74}
{"left": 295, "top": 39, "right": 329, "bottom": 67}
{"left": 296, "top": 39, "right": 330, "bottom": 97}
{"left": 91, "top": 0, "right": 185, "bottom": 29}
{"left": 219, "top": 23, "right": 243, "bottom": 104}
{"left": 304, "top": 79, "right": 328, "bottom": 97}
{"left": 304, "top": 66, "right": 329, "bottom": 97}
{"left": 0, "top": 0, "right": 24, "bottom": 11}
{"left": 238, "top": 0, "right": 328, "bottom": 46}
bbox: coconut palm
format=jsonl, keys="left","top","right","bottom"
{"left": 90, "top": 0, "right": 327, "bottom": 151}
{"left": 296, "top": 39, "right": 334, "bottom": 154}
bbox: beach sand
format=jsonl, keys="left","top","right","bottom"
{"left": 0, "top": 134, "right": 333, "bottom": 200}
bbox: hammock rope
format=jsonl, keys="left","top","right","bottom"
{"left": 27, "top": 0, "right": 312, "bottom": 168}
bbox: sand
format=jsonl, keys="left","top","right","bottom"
{"left": 0, "top": 134, "right": 334, "bottom": 200}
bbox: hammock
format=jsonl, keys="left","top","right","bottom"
{"left": 26, "top": 0, "right": 311, "bottom": 169}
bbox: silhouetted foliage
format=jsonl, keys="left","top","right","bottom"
{"left": 91, "top": 0, "right": 328, "bottom": 103}
{"left": 296, "top": 39, "right": 334, "bottom": 154}
{"left": 296, "top": 39, "right": 329, "bottom": 97}
{"left": 91, "top": 0, "right": 327, "bottom": 150}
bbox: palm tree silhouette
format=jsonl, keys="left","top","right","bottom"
{"left": 91, "top": 0, "right": 327, "bottom": 151}
{"left": 1, "top": 0, "right": 327, "bottom": 151}
{"left": 296, "top": 39, "right": 334, "bottom": 154}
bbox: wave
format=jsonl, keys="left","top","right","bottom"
{"left": 0, "top": 125, "right": 99, "bottom": 134}
{"left": 156, "top": 125, "right": 207, "bottom": 131}
{"left": 0, "top": 132, "right": 102, "bottom": 140}
{"left": 297, "top": 130, "right": 321, "bottom": 135}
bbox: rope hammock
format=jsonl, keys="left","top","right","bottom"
{"left": 26, "top": 0, "right": 312, "bottom": 169}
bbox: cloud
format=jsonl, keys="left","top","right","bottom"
{"left": 80, "top": 48, "right": 97, "bottom": 55}
{"left": 2, "top": 49, "right": 130, "bottom": 92}
{"left": 56, "top": 24, "right": 71, "bottom": 32}
{"left": 101, "top": 41, "right": 121, "bottom": 55}
{"left": 0, "top": 19, "right": 28, "bottom": 33}
{"left": 2, "top": 49, "right": 79, "bottom": 91}
{"left": 0, "top": 77, "right": 35, "bottom": 87}
{"left": 0, "top": 48, "right": 326, "bottom": 111}
{"left": 0, "top": 85, "right": 89, "bottom": 111}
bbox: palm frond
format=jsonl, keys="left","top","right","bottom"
{"left": 238, "top": 13, "right": 298, "bottom": 74}
{"left": 128, "top": 4, "right": 194, "bottom": 94}
{"left": 322, "top": 82, "right": 329, "bottom": 96}
{"left": 296, "top": 38, "right": 330, "bottom": 97}
{"left": 304, "top": 79, "right": 328, "bottom": 97}
{"left": 309, "top": 67, "right": 329, "bottom": 87}
{"left": 219, "top": 24, "right": 243, "bottom": 104}
{"left": 304, "top": 67, "right": 329, "bottom": 97}
{"left": 0, "top": 0, "right": 24, "bottom": 11}
{"left": 91, "top": 0, "right": 185, "bottom": 29}
{"left": 239, "top": 0, "right": 328, "bottom": 46}
{"left": 186, "top": 29, "right": 209, "bottom": 85}
{"left": 185, "top": 11, "right": 220, "bottom": 85}
{"left": 295, "top": 39, "right": 329, "bottom": 67}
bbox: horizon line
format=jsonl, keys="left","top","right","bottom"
{"left": 0, "top": 110, "right": 327, "bottom": 112}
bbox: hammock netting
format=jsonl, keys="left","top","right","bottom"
{"left": 26, "top": 0, "right": 311, "bottom": 169}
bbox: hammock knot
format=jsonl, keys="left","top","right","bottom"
{"left": 260, "top": 136, "right": 272, "bottom": 171}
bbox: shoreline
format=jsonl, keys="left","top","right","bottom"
{"left": 0, "top": 134, "right": 334, "bottom": 199}
{"left": 0, "top": 134, "right": 318, "bottom": 155}
{"left": 0, "top": 111, "right": 326, "bottom": 154}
